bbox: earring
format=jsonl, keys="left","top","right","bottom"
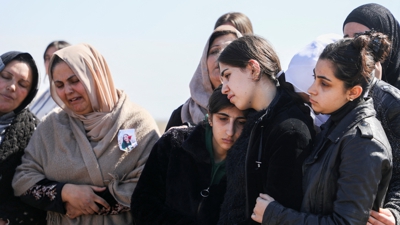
{"left": 349, "top": 98, "right": 353, "bottom": 101}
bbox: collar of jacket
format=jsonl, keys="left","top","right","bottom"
{"left": 326, "top": 98, "right": 376, "bottom": 144}
{"left": 181, "top": 124, "right": 211, "bottom": 164}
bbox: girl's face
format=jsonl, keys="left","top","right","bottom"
{"left": 52, "top": 61, "right": 93, "bottom": 115}
{"left": 219, "top": 62, "right": 255, "bottom": 110}
{"left": 308, "top": 59, "right": 351, "bottom": 114}
{"left": 209, "top": 106, "right": 246, "bottom": 154}
{"left": 207, "top": 33, "right": 237, "bottom": 90}
{"left": 123, "top": 134, "right": 129, "bottom": 142}
{"left": 0, "top": 60, "right": 32, "bottom": 116}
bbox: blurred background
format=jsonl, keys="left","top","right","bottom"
{"left": 1, "top": 0, "right": 399, "bottom": 131}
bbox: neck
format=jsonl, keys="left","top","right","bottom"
{"left": 213, "top": 149, "right": 226, "bottom": 163}
{"left": 253, "top": 78, "right": 277, "bottom": 111}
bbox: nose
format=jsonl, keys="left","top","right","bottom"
{"left": 8, "top": 83, "right": 16, "bottom": 92}
{"left": 226, "top": 120, "right": 235, "bottom": 137}
{"left": 65, "top": 84, "right": 73, "bottom": 94}
{"left": 307, "top": 80, "right": 317, "bottom": 96}
{"left": 221, "top": 82, "right": 229, "bottom": 94}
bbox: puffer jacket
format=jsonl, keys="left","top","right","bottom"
{"left": 263, "top": 98, "right": 392, "bottom": 225}
{"left": 370, "top": 78, "right": 400, "bottom": 223}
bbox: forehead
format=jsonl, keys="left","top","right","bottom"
{"left": 343, "top": 22, "right": 370, "bottom": 37}
{"left": 52, "top": 61, "right": 75, "bottom": 80}
{"left": 4, "top": 60, "right": 32, "bottom": 81}
{"left": 215, "top": 105, "right": 244, "bottom": 117}
{"left": 211, "top": 33, "right": 237, "bottom": 46}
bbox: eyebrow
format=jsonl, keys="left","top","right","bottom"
{"left": 313, "top": 69, "right": 332, "bottom": 82}
{"left": 2, "top": 70, "right": 31, "bottom": 84}
{"left": 215, "top": 112, "right": 246, "bottom": 119}
{"left": 220, "top": 68, "right": 228, "bottom": 77}
{"left": 54, "top": 74, "right": 77, "bottom": 82}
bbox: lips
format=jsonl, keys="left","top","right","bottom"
{"left": 222, "top": 138, "right": 234, "bottom": 144}
{"left": 68, "top": 96, "right": 83, "bottom": 103}
{"left": 0, "top": 93, "right": 15, "bottom": 101}
{"left": 227, "top": 94, "right": 234, "bottom": 100}
{"left": 309, "top": 98, "right": 317, "bottom": 105}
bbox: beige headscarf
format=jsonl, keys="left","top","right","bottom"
{"left": 48, "top": 43, "right": 119, "bottom": 141}
{"left": 181, "top": 25, "right": 242, "bottom": 124}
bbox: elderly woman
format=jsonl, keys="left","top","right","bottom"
{"left": 12, "top": 44, "right": 160, "bottom": 224}
{"left": 0, "top": 52, "right": 46, "bottom": 224}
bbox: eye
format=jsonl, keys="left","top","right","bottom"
{"left": 218, "top": 116, "right": 228, "bottom": 121}
{"left": 208, "top": 47, "right": 221, "bottom": 56}
{"left": 54, "top": 81, "right": 64, "bottom": 89}
{"left": 0, "top": 73, "right": 11, "bottom": 80}
{"left": 18, "top": 82, "right": 29, "bottom": 89}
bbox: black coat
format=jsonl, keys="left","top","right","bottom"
{"left": 263, "top": 99, "right": 392, "bottom": 224}
{"left": 131, "top": 124, "right": 226, "bottom": 225}
{"left": 0, "top": 109, "right": 46, "bottom": 224}
{"left": 165, "top": 105, "right": 183, "bottom": 132}
{"left": 217, "top": 88, "right": 315, "bottom": 225}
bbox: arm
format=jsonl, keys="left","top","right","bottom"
{"left": 130, "top": 135, "right": 197, "bottom": 225}
{"left": 261, "top": 138, "right": 391, "bottom": 225}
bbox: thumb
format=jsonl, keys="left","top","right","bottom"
{"left": 379, "top": 208, "right": 393, "bottom": 216}
{"left": 90, "top": 186, "right": 106, "bottom": 192}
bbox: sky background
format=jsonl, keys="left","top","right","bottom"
{"left": 1, "top": 0, "right": 399, "bottom": 122}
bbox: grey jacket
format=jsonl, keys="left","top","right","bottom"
{"left": 262, "top": 99, "right": 392, "bottom": 225}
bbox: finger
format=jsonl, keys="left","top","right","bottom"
{"left": 90, "top": 186, "right": 106, "bottom": 192}
{"left": 368, "top": 215, "right": 384, "bottom": 225}
{"left": 93, "top": 195, "right": 110, "bottom": 209}
{"left": 379, "top": 208, "right": 393, "bottom": 217}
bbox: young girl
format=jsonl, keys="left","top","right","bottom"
{"left": 252, "top": 32, "right": 392, "bottom": 224}
{"left": 217, "top": 35, "right": 315, "bottom": 224}
{"left": 131, "top": 85, "right": 247, "bottom": 224}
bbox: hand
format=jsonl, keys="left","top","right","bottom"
{"left": 65, "top": 202, "right": 85, "bottom": 219}
{"left": 61, "top": 184, "right": 110, "bottom": 215}
{"left": 251, "top": 193, "right": 275, "bottom": 223}
{"left": 368, "top": 208, "right": 395, "bottom": 225}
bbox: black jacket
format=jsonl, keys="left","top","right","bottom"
{"left": 131, "top": 124, "right": 226, "bottom": 225}
{"left": 370, "top": 78, "right": 400, "bottom": 223}
{"left": 165, "top": 105, "right": 184, "bottom": 132}
{"left": 0, "top": 109, "right": 46, "bottom": 224}
{"left": 217, "top": 88, "right": 315, "bottom": 225}
{"left": 263, "top": 99, "right": 392, "bottom": 225}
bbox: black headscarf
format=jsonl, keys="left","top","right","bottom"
{"left": 0, "top": 51, "right": 39, "bottom": 114}
{"left": 343, "top": 3, "right": 400, "bottom": 88}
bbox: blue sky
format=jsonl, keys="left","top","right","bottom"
{"left": 1, "top": 0, "right": 399, "bottom": 121}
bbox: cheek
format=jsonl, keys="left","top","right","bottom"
{"left": 207, "top": 55, "right": 217, "bottom": 70}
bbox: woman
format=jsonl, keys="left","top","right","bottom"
{"left": 343, "top": 3, "right": 400, "bottom": 88}
{"left": 214, "top": 12, "right": 253, "bottom": 35}
{"left": 12, "top": 43, "right": 160, "bottom": 224}
{"left": 121, "top": 134, "right": 134, "bottom": 151}
{"left": 217, "top": 35, "right": 315, "bottom": 224}
{"left": 131, "top": 85, "right": 247, "bottom": 224}
{"left": 0, "top": 51, "right": 46, "bottom": 224}
{"left": 252, "top": 32, "right": 392, "bottom": 225}
{"left": 30, "top": 40, "right": 71, "bottom": 119}
{"left": 165, "top": 25, "right": 241, "bottom": 131}
{"left": 343, "top": 5, "right": 400, "bottom": 224}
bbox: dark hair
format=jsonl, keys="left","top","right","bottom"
{"left": 207, "top": 85, "right": 249, "bottom": 119}
{"left": 218, "top": 35, "right": 281, "bottom": 84}
{"left": 320, "top": 31, "right": 391, "bottom": 95}
{"left": 43, "top": 40, "right": 71, "bottom": 60}
{"left": 49, "top": 55, "right": 65, "bottom": 78}
{"left": 214, "top": 12, "right": 253, "bottom": 35}
{"left": 208, "top": 30, "right": 240, "bottom": 55}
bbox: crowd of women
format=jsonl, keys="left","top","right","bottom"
{"left": 0, "top": 2, "right": 399, "bottom": 225}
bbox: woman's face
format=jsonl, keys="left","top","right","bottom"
{"left": 209, "top": 106, "right": 246, "bottom": 154}
{"left": 207, "top": 33, "right": 237, "bottom": 89}
{"left": 52, "top": 61, "right": 93, "bottom": 115}
{"left": 308, "top": 59, "right": 350, "bottom": 114}
{"left": 0, "top": 60, "right": 32, "bottom": 116}
{"left": 219, "top": 62, "right": 255, "bottom": 110}
{"left": 123, "top": 134, "right": 129, "bottom": 142}
{"left": 343, "top": 22, "right": 370, "bottom": 38}
{"left": 44, "top": 46, "right": 58, "bottom": 74}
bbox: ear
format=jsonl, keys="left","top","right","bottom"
{"left": 347, "top": 85, "right": 363, "bottom": 101}
{"left": 207, "top": 113, "right": 213, "bottom": 126}
{"left": 248, "top": 59, "right": 261, "bottom": 81}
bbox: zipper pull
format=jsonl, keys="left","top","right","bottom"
{"left": 200, "top": 187, "right": 210, "bottom": 197}
{"left": 255, "top": 161, "right": 262, "bottom": 168}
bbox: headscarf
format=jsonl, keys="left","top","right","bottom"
{"left": 48, "top": 43, "right": 119, "bottom": 141}
{"left": 0, "top": 51, "right": 39, "bottom": 114}
{"left": 343, "top": 3, "right": 400, "bottom": 88}
{"left": 181, "top": 25, "right": 242, "bottom": 124}
{"left": 0, "top": 52, "right": 39, "bottom": 143}
{"left": 285, "top": 33, "right": 342, "bottom": 128}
